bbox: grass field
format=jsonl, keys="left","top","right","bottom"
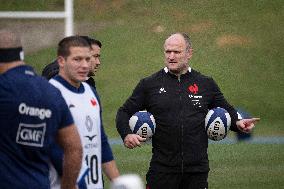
{"left": 106, "top": 143, "right": 284, "bottom": 189}
{"left": 1, "top": 0, "right": 283, "bottom": 188}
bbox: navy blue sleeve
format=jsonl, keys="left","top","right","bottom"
{"left": 101, "top": 124, "right": 114, "bottom": 163}
{"left": 90, "top": 86, "right": 114, "bottom": 163}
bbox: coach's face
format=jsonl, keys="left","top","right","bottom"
{"left": 164, "top": 34, "right": 192, "bottom": 76}
{"left": 58, "top": 46, "right": 91, "bottom": 88}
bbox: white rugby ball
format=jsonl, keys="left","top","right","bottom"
{"left": 129, "top": 111, "right": 156, "bottom": 140}
{"left": 205, "top": 107, "right": 231, "bottom": 141}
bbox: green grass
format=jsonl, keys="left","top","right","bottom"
{"left": 209, "top": 143, "right": 284, "bottom": 188}
{"left": 106, "top": 143, "right": 284, "bottom": 189}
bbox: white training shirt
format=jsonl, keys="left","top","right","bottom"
{"left": 49, "top": 78, "right": 103, "bottom": 189}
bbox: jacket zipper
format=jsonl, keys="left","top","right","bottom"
{"left": 178, "top": 76, "right": 184, "bottom": 174}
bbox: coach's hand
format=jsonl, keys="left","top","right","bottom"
{"left": 124, "top": 134, "right": 146, "bottom": 149}
{"left": 236, "top": 118, "right": 260, "bottom": 133}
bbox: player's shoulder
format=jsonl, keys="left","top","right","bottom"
{"left": 36, "top": 78, "right": 69, "bottom": 113}
{"left": 37, "top": 75, "right": 60, "bottom": 90}
{"left": 32, "top": 76, "right": 65, "bottom": 101}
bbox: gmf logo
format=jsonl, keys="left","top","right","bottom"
{"left": 16, "top": 123, "right": 46, "bottom": 147}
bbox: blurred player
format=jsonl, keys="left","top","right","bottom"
{"left": 47, "top": 35, "right": 119, "bottom": 189}
{"left": 0, "top": 29, "right": 82, "bottom": 189}
{"left": 111, "top": 174, "right": 144, "bottom": 189}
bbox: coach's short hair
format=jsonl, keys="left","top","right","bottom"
{"left": 180, "top": 33, "right": 192, "bottom": 51}
{"left": 57, "top": 35, "right": 91, "bottom": 58}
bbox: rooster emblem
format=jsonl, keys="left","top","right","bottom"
{"left": 188, "top": 83, "right": 198, "bottom": 94}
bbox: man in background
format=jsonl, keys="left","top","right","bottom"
{"left": 0, "top": 29, "right": 82, "bottom": 189}
{"left": 82, "top": 36, "right": 102, "bottom": 87}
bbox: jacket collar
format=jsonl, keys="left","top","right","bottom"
{"left": 163, "top": 67, "right": 192, "bottom": 74}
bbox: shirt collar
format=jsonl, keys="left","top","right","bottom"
{"left": 53, "top": 75, "right": 85, "bottom": 93}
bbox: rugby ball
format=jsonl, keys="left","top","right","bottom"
{"left": 205, "top": 107, "right": 231, "bottom": 141}
{"left": 129, "top": 111, "right": 156, "bottom": 140}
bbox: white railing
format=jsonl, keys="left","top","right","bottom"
{"left": 0, "top": 0, "right": 73, "bottom": 36}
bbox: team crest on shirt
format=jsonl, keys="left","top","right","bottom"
{"left": 90, "top": 98, "right": 97, "bottom": 106}
{"left": 188, "top": 83, "right": 199, "bottom": 94}
{"left": 188, "top": 83, "right": 203, "bottom": 108}
{"left": 84, "top": 115, "right": 98, "bottom": 149}
{"left": 16, "top": 123, "right": 46, "bottom": 147}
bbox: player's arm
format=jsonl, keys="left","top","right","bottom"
{"left": 102, "top": 160, "right": 120, "bottom": 181}
{"left": 56, "top": 124, "right": 82, "bottom": 189}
